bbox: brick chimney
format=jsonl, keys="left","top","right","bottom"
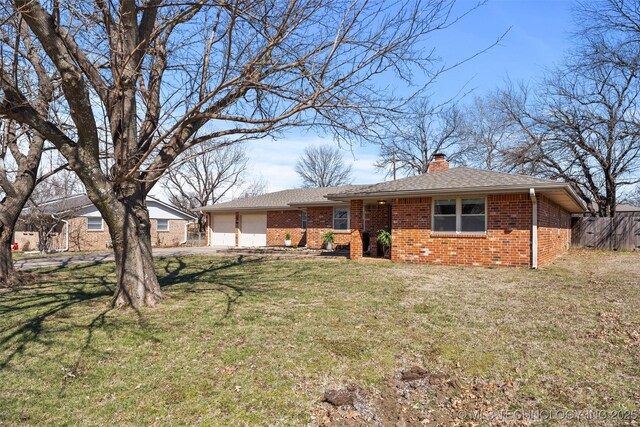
{"left": 429, "top": 153, "right": 449, "bottom": 173}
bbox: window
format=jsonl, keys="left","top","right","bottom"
{"left": 433, "top": 197, "right": 486, "bottom": 233}
{"left": 301, "top": 211, "right": 307, "bottom": 230}
{"left": 157, "top": 219, "right": 169, "bottom": 232}
{"left": 333, "top": 207, "right": 349, "bottom": 230}
{"left": 87, "top": 217, "right": 103, "bottom": 231}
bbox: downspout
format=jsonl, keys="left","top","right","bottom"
{"left": 529, "top": 188, "right": 538, "bottom": 269}
{"left": 180, "top": 219, "right": 197, "bottom": 245}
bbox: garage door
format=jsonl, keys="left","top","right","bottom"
{"left": 211, "top": 214, "right": 236, "bottom": 246}
{"left": 239, "top": 214, "right": 267, "bottom": 247}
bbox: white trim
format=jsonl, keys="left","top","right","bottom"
{"left": 530, "top": 188, "right": 538, "bottom": 269}
{"left": 333, "top": 206, "right": 350, "bottom": 231}
{"left": 87, "top": 216, "right": 104, "bottom": 231}
{"left": 431, "top": 196, "right": 487, "bottom": 235}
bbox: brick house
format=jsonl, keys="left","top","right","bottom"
{"left": 19, "top": 194, "right": 196, "bottom": 251}
{"left": 200, "top": 155, "right": 586, "bottom": 268}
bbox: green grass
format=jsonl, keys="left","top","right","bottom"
{"left": 1, "top": 251, "right": 639, "bottom": 425}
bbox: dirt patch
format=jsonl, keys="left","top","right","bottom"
{"left": 324, "top": 385, "right": 359, "bottom": 407}
{"left": 314, "top": 368, "right": 529, "bottom": 427}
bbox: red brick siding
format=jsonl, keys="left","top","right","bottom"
{"left": 306, "top": 206, "right": 351, "bottom": 249}
{"left": 349, "top": 200, "right": 363, "bottom": 260}
{"left": 537, "top": 195, "right": 571, "bottom": 266}
{"left": 266, "top": 210, "right": 306, "bottom": 246}
{"left": 389, "top": 194, "right": 532, "bottom": 267}
{"left": 364, "top": 204, "right": 390, "bottom": 234}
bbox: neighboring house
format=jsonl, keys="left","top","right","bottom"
{"left": 199, "top": 154, "right": 586, "bottom": 268}
{"left": 18, "top": 194, "right": 196, "bottom": 251}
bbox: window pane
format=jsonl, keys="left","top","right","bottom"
{"left": 157, "top": 219, "right": 169, "bottom": 231}
{"left": 334, "top": 218, "right": 348, "bottom": 230}
{"left": 301, "top": 212, "right": 307, "bottom": 229}
{"left": 334, "top": 207, "right": 349, "bottom": 230}
{"left": 434, "top": 199, "right": 456, "bottom": 215}
{"left": 462, "top": 198, "right": 485, "bottom": 215}
{"left": 461, "top": 215, "right": 485, "bottom": 232}
{"left": 87, "top": 217, "right": 102, "bottom": 230}
{"left": 334, "top": 208, "right": 348, "bottom": 219}
{"left": 433, "top": 216, "right": 456, "bottom": 232}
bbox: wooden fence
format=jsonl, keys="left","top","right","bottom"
{"left": 572, "top": 214, "right": 640, "bottom": 251}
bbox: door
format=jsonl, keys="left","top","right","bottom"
{"left": 211, "top": 214, "right": 236, "bottom": 246}
{"left": 239, "top": 214, "right": 267, "bottom": 247}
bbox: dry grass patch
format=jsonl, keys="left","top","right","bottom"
{"left": 0, "top": 250, "right": 638, "bottom": 426}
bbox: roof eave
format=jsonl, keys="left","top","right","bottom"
{"left": 326, "top": 183, "right": 588, "bottom": 213}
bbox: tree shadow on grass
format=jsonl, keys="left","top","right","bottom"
{"left": 0, "top": 254, "right": 276, "bottom": 371}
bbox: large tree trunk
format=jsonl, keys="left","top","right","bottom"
{"left": 0, "top": 224, "right": 15, "bottom": 287}
{"left": 105, "top": 196, "right": 163, "bottom": 307}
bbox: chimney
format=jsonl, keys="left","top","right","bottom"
{"left": 429, "top": 153, "right": 449, "bottom": 173}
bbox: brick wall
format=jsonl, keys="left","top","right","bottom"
{"left": 266, "top": 210, "right": 306, "bottom": 246}
{"left": 62, "top": 217, "right": 188, "bottom": 251}
{"left": 151, "top": 219, "right": 187, "bottom": 248}
{"left": 67, "top": 217, "right": 111, "bottom": 251}
{"left": 537, "top": 195, "right": 571, "bottom": 266}
{"left": 390, "top": 194, "right": 532, "bottom": 267}
{"left": 349, "top": 200, "right": 363, "bottom": 260}
{"left": 306, "top": 206, "right": 351, "bottom": 249}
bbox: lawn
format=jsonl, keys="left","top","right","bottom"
{"left": 1, "top": 251, "right": 639, "bottom": 426}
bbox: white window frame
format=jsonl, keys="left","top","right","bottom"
{"left": 87, "top": 217, "right": 104, "bottom": 232}
{"left": 157, "top": 218, "right": 170, "bottom": 232}
{"left": 333, "top": 207, "right": 350, "bottom": 231}
{"left": 432, "top": 196, "right": 487, "bottom": 234}
{"left": 301, "top": 211, "right": 307, "bottom": 230}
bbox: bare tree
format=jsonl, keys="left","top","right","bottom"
{"left": 21, "top": 169, "right": 84, "bottom": 253}
{"left": 375, "top": 100, "right": 466, "bottom": 177}
{"left": 238, "top": 176, "right": 268, "bottom": 199}
{"left": 457, "top": 96, "right": 513, "bottom": 171}
{"left": 295, "top": 145, "right": 353, "bottom": 187}
{"left": 497, "top": 59, "right": 640, "bottom": 216}
{"left": 1, "top": 0, "right": 481, "bottom": 306}
{"left": 0, "top": 14, "right": 56, "bottom": 286}
{"left": 163, "top": 143, "right": 247, "bottom": 232}
{"left": 623, "top": 185, "right": 640, "bottom": 207}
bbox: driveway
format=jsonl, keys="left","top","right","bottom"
{"left": 14, "top": 246, "right": 228, "bottom": 270}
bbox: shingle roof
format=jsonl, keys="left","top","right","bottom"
{"left": 198, "top": 185, "right": 366, "bottom": 211}
{"left": 25, "top": 194, "right": 93, "bottom": 215}
{"left": 327, "top": 167, "right": 564, "bottom": 198}
{"left": 23, "top": 194, "right": 196, "bottom": 219}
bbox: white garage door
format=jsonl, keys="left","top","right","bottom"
{"left": 211, "top": 214, "right": 236, "bottom": 246}
{"left": 239, "top": 214, "right": 267, "bottom": 247}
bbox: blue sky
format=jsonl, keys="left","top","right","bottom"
{"left": 241, "top": 0, "right": 578, "bottom": 193}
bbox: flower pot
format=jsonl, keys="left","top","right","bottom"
{"left": 325, "top": 242, "right": 333, "bottom": 251}
{"left": 285, "top": 239, "right": 292, "bottom": 247}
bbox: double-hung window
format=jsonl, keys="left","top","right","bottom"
{"left": 301, "top": 211, "right": 307, "bottom": 230}
{"left": 87, "top": 217, "right": 103, "bottom": 231}
{"left": 157, "top": 219, "right": 169, "bottom": 232}
{"left": 433, "top": 197, "right": 486, "bottom": 233}
{"left": 333, "top": 207, "right": 349, "bottom": 230}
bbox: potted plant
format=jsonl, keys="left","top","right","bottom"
{"left": 377, "top": 229, "right": 392, "bottom": 258}
{"left": 284, "top": 232, "right": 292, "bottom": 247}
{"left": 322, "top": 231, "right": 335, "bottom": 250}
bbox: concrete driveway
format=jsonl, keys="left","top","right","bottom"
{"left": 14, "top": 246, "right": 228, "bottom": 271}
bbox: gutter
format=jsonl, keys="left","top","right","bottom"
{"left": 529, "top": 188, "right": 538, "bottom": 269}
